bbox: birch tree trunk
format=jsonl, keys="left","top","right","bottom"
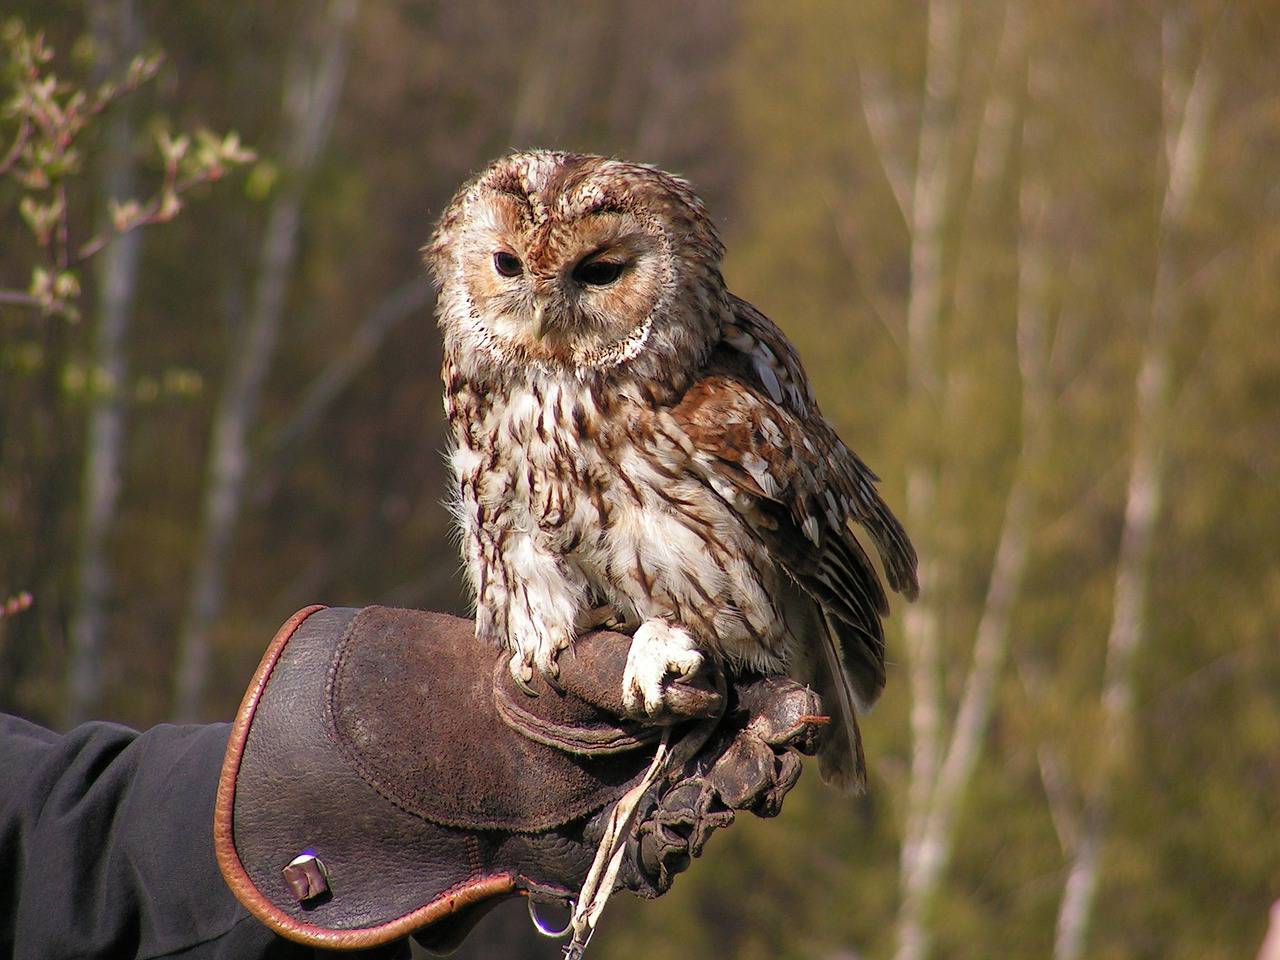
{"left": 65, "top": 0, "right": 141, "bottom": 727}
{"left": 892, "top": 4, "right": 959, "bottom": 953}
{"left": 1051, "top": 22, "right": 1217, "bottom": 960}
{"left": 893, "top": 9, "right": 1055, "bottom": 958}
{"left": 172, "top": 0, "right": 358, "bottom": 721}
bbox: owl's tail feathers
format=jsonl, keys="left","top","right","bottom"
{"left": 814, "top": 611, "right": 869, "bottom": 794}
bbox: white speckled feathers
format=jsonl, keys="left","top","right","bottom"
{"left": 427, "top": 151, "right": 917, "bottom": 790}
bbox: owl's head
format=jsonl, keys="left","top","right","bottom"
{"left": 426, "top": 151, "right": 727, "bottom": 381}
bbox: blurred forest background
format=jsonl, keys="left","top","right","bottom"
{"left": 2, "top": 1, "right": 1278, "bottom": 958}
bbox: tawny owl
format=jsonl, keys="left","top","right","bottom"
{"left": 425, "top": 151, "right": 917, "bottom": 789}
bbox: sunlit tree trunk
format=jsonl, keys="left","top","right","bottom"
{"left": 1259, "top": 902, "right": 1280, "bottom": 960}
{"left": 891, "top": 8, "right": 1059, "bottom": 958}
{"left": 172, "top": 0, "right": 359, "bottom": 721}
{"left": 65, "top": 0, "right": 141, "bottom": 727}
{"left": 1051, "top": 20, "right": 1217, "bottom": 959}
{"left": 890, "top": 4, "right": 958, "bottom": 953}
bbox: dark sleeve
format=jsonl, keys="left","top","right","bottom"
{"left": 0, "top": 714, "right": 408, "bottom": 960}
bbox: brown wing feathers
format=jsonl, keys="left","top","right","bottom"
{"left": 673, "top": 373, "right": 894, "bottom": 708}
{"left": 669, "top": 294, "right": 920, "bottom": 740}
{"left": 725, "top": 297, "right": 919, "bottom": 603}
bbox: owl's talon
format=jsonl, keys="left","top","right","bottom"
{"left": 530, "top": 631, "right": 570, "bottom": 682}
{"left": 540, "top": 656, "right": 565, "bottom": 693}
{"left": 510, "top": 654, "right": 538, "bottom": 697}
{"left": 622, "top": 620, "right": 705, "bottom": 719}
{"left": 510, "top": 626, "right": 574, "bottom": 695}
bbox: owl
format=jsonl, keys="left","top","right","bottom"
{"left": 425, "top": 151, "right": 917, "bottom": 789}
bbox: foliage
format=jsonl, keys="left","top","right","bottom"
{"left": 0, "top": 16, "right": 253, "bottom": 319}
{"left": 1, "top": 2, "right": 1277, "bottom": 959}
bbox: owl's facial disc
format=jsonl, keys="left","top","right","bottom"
{"left": 428, "top": 148, "right": 729, "bottom": 375}
{"left": 465, "top": 204, "right": 667, "bottom": 368}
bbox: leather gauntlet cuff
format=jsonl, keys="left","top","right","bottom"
{"left": 214, "top": 605, "right": 821, "bottom": 952}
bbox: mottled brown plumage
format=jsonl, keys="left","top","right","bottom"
{"left": 426, "top": 151, "right": 916, "bottom": 789}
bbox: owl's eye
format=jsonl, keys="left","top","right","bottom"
{"left": 493, "top": 251, "right": 523, "bottom": 277}
{"left": 573, "top": 258, "right": 625, "bottom": 287}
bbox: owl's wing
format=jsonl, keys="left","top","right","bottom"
{"left": 671, "top": 371, "right": 899, "bottom": 710}
{"left": 671, "top": 298, "right": 917, "bottom": 789}
{"left": 720, "top": 294, "right": 919, "bottom": 601}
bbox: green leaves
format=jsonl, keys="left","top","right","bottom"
{"left": 0, "top": 18, "right": 255, "bottom": 318}
{"left": 18, "top": 193, "right": 63, "bottom": 246}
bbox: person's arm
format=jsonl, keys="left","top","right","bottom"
{"left": 2, "top": 605, "right": 820, "bottom": 959}
{"left": 0, "top": 714, "right": 405, "bottom": 960}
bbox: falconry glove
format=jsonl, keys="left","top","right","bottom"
{"left": 214, "top": 605, "right": 823, "bottom": 954}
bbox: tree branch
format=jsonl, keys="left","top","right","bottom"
{"left": 1011, "top": 648, "right": 1082, "bottom": 858}
{"left": 820, "top": 185, "right": 909, "bottom": 362}
{"left": 857, "top": 65, "right": 915, "bottom": 225}
{"left": 0, "top": 290, "right": 46, "bottom": 308}
{"left": 65, "top": 0, "right": 144, "bottom": 728}
{"left": 897, "top": 27, "right": 1053, "bottom": 958}
{"left": 894, "top": 3, "right": 963, "bottom": 958}
{"left": 0, "top": 119, "right": 31, "bottom": 177}
{"left": 251, "top": 276, "right": 433, "bottom": 505}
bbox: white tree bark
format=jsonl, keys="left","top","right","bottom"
{"left": 172, "top": 0, "right": 359, "bottom": 721}
{"left": 1259, "top": 902, "right": 1280, "bottom": 960}
{"left": 900, "top": 102, "right": 1051, "bottom": 960}
{"left": 65, "top": 0, "right": 141, "bottom": 727}
{"left": 892, "top": 2, "right": 959, "bottom": 949}
{"left": 892, "top": 10, "right": 1058, "bottom": 958}
{"left": 1051, "top": 23, "right": 1217, "bottom": 960}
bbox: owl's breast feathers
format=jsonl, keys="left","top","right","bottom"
{"left": 442, "top": 295, "right": 917, "bottom": 687}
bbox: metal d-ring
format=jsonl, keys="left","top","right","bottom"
{"left": 528, "top": 895, "right": 574, "bottom": 939}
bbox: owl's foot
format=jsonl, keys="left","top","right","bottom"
{"left": 579, "top": 603, "right": 641, "bottom": 635}
{"left": 622, "top": 620, "right": 705, "bottom": 719}
{"left": 509, "top": 625, "right": 573, "bottom": 695}
{"left": 508, "top": 653, "right": 538, "bottom": 696}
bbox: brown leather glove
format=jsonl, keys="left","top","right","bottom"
{"left": 214, "top": 605, "right": 822, "bottom": 954}
{"left": 619, "top": 673, "right": 822, "bottom": 900}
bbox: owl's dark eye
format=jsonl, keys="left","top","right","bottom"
{"left": 493, "top": 251, "right": 523, "bottom": 277}
{"left": 573, "top": 258, "right": 625, "bottom": 286}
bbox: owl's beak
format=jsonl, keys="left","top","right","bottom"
{"left": 530, "top": 296, "right": 555, "bottom": 340}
